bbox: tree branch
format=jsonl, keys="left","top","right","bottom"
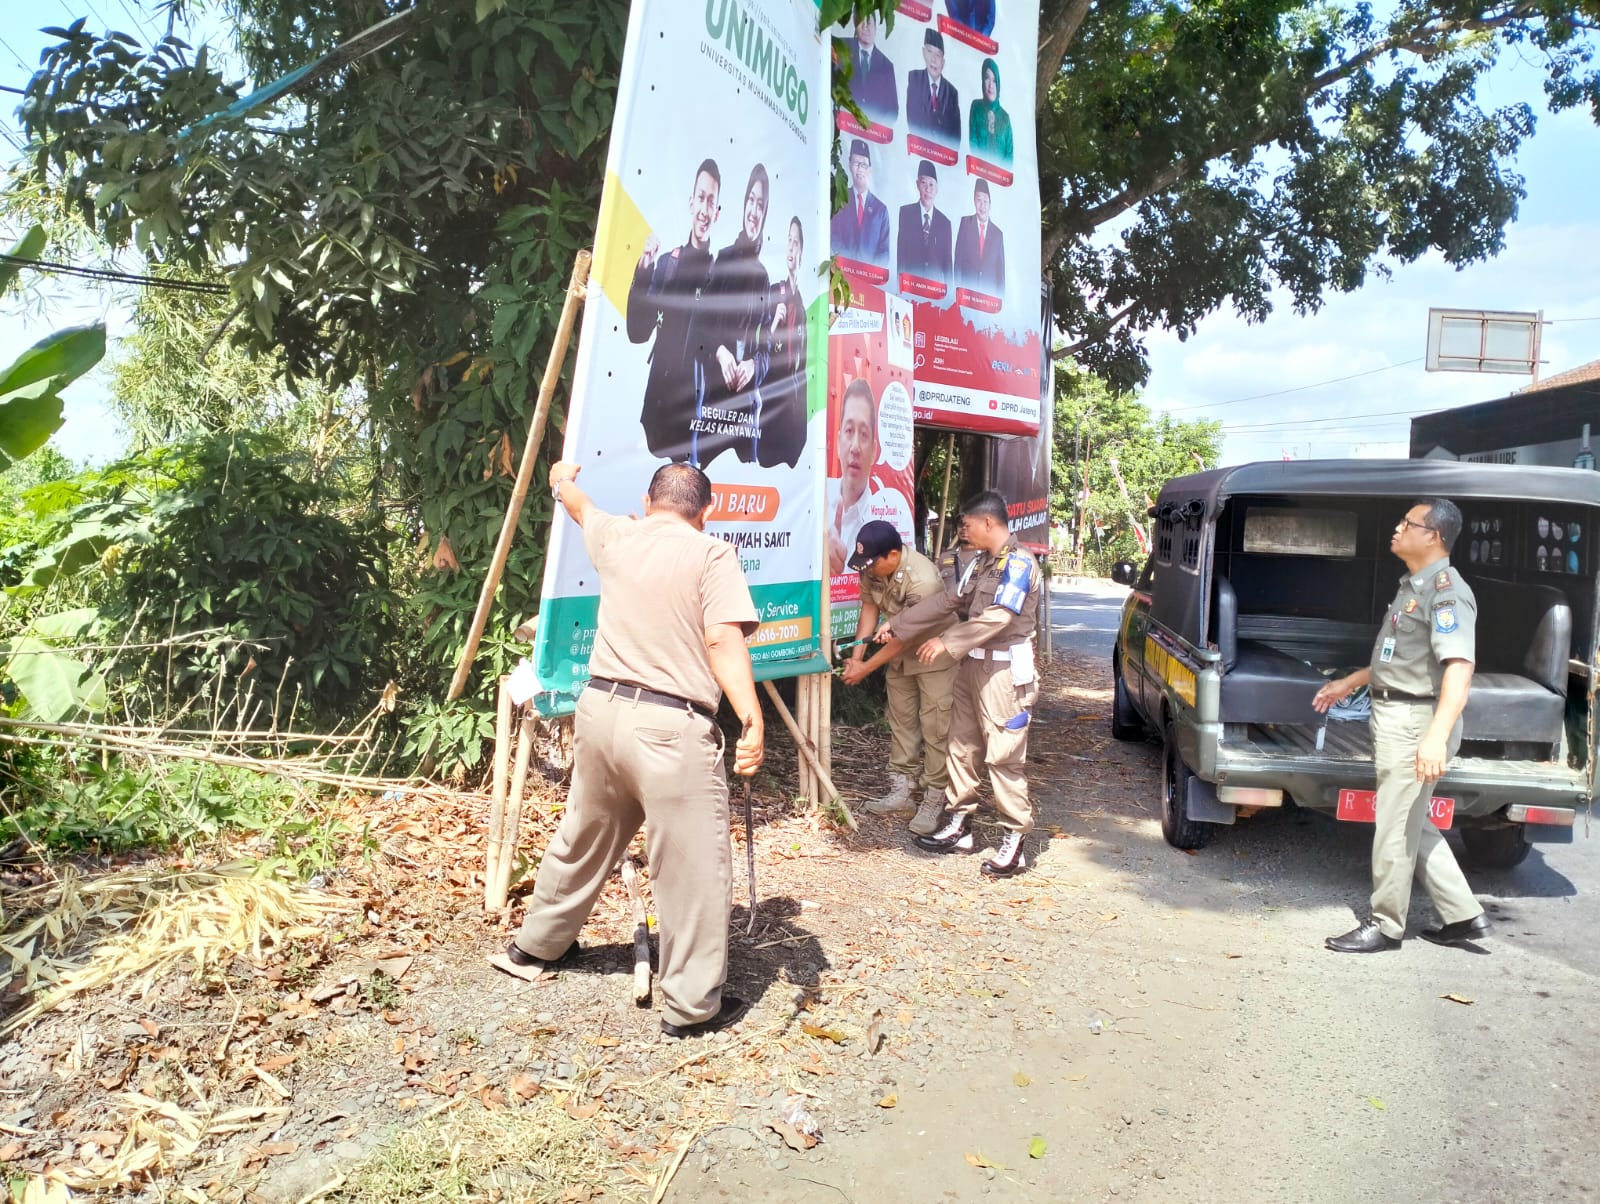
{"left": 1054, "top": 301, "right": 1138, "bottom": 359}
{"left": 1037, "top": 0, "right": 1094, "bottom": 106}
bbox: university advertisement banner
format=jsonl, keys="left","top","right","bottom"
{"left": 532, "top": 0, "right": 833, "bottom": 711}
{"left": 831, "top": 0, "right": 1044, "bottom": 439}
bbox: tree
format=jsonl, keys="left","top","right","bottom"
{"left": 1053, "top": 363, "right": 1222, "bottom": 571}
{"left": 1039, "top": 0, "right": 1600, "bottom": 388}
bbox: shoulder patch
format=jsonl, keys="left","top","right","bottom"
{"left": 994, "top": 554, "right": 1033, "bottom": 615}
{"left": 1434, "top": 570, "right": 1452, "bottom": 590}
{"left": 1434, "top": 606, "right": 1458, "bottom": 634}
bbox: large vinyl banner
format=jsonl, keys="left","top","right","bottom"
{"left": 831, "top": 1, "right": 1044, "bottom": 437}
{"left": 533, "top": 0, "right": 833, "bottom": 710}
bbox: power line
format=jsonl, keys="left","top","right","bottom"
{"left": 0, "top": 252, "right": 229, "bottom": 294}
{"left": 0, "top": 35, "right": 31, "bottom": 72}
{"left": 1160, "top": 357, "right": 1424, "bottom": 413}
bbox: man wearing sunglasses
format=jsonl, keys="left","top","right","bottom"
{"left": 1313, "top": 499, "right": 1489, "bottom": 953}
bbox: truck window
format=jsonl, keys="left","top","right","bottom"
{"left": 1241, "top": 507, "right": 1359, "bottom": 558}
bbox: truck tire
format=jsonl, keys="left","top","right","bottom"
{"left": 1459, "top": 824, "right": 1530, "bottom": 870}
{"left": 1111, "top": 654, "right": 1145, "bottom": 741}
{"left": 1160, "top": 718, "right": 1211, "bottom": 850}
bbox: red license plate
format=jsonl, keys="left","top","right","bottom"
{"left": 1336, "top": 788, "right": 1454, "bottom": 830}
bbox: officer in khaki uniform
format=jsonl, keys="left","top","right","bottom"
{"left": 490, "top": 460, "right": 765, "bottom": 1038}
{"left": 1315, "top": 497, "right": 1489, "bottom": 953}
{"left": 880, "top": 490, "right": 1042, "bottom": 877}
{"left": 840, "top": 520, "right": 958, "bottom": 835}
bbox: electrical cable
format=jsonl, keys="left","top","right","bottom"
{"left": 1160, "top": 358, "right": 1424, "bottom": 412}
{"left": 0, "top": 251, "right": 229, "bottom": 294}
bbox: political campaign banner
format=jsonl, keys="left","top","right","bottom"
{"left": 988, "top": 278, "right": 1057, "bottom": 555}
{"left": 824, "top": 282, "right": 919, "bottom": 639}
{"left": 532, "top": 0, "right": 833, "bottom": 712}
{"left": 831, "top": 0, "right": 1044, "bottom": 438}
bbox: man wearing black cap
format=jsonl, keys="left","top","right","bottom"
{"left": 896, "top": 160, "right": 953, "bottom": 287}
{"left": 946, "top": 0, "right": 996, "bottom": 36}
{"left": 906, "top": 28, "right": 961, "bottom": 143}
{"left": 830, "top": 139, "right": 891, "bottom": 266}
{"left": 835, "top": 13, "right": 898, "bottom": 124}
{"left": 954, "top": 178, "right": 1005, "bottom": 294}
{"left": 841, "top": 521, "right": 958, "bottom": 833}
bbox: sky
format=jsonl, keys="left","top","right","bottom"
{"left": 1, "top": 7, "right": 1598, "bottom": 470}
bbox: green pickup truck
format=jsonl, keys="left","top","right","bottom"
{"left": 1109, "top": 459, "right": 1594, "bottom": 867}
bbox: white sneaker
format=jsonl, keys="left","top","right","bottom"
{"left": 981, "top": 830, "right": 1027, "bottom": 878}
{"left": 909, "top": 788, "right": 946, "bottom": 836}
{"left": 863, "top": 772, "right": 914, "bottom": 814}
{"left": 914, "top": 812, "right": 973, "bottom": 853}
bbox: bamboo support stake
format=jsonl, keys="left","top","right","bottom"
{"left": 484, "top": 677, "right": 513, "bottom": 909}
{"left": 761, "top": 680, "right": 855, "bottom": 830}
{"left": 934, "top": 431, "right": 957, "bottom": 555}
{"left": 487, "top": 710, "right": 536, "bottom": 910}
{"left": 621, "top": 859, "right": 651, "bottom": 1005}
{"left": 819, "top": 672, "right": 832, "bottom": 798}
{"left": 447, "top": 249, "right": 593, "bottom": 701}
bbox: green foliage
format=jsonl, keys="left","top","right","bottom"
{"left": 1039, "top": 0, "right": 1600, "bottom": 387}
{"left": 400, "top": 697, "right": 497, "bottom": 782}
{"left": 20, "top": 432, "right": 395, "bottom": 724}
{"left": 1052, "top": 362, "right": 1221, "bottom": 572}
{"left": 0, "top": 225, "right": 107, "bottom": 471}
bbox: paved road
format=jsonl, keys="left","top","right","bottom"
{"left": 1047, "top": 577, "right": 1127, "bottom": 661}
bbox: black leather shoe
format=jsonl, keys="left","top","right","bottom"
{"left": 1325, "top": 920, "right": 1401, "bottom": 953}
{"left": 661, "top": 995, "right": 749, "bottom": 1039}
{"left": 914, "top": 816, "right": 973, "bottom": 853}
{"left": 507, "top": 938, "right": 581, "bottom": 969}
{"left": 1421, "top": 913, "right": 1490, "bottom": 945}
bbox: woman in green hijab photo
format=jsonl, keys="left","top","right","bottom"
{"left": 968, "top": 57, "right": 1013, "bottom": 164}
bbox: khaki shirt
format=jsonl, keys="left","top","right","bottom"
{"left": 1368, "top": 556, "right": 1476, "bottom": 695}
{"left": 859, "top": 549, "right": 955, "bottom": 675}
{"left": 891, "top": 541, "right": 1042, "bottom": 659}
{"left": 584, "top": 510, "right": 758, "bottom": 712}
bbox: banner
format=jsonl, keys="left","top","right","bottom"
{"left": 532, "top": 0, "right": 833, "bottom": 711}
{"left": 824, "top": 283, "right": 919, "bottom": 638}
{"left": 988, "top": 281, "right": 1056, "bottom": 554}
{"left": 831, "top": 0, "right": 1044, "bottom": 438}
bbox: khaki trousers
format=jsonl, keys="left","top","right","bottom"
{"left": 1369, "top": 700, "right": 1480, "bottom": 939}
{"left": 515, "top": 688, "right": 732, "bottom": 1027}
{"left": 885, "top": 659, "right": 957, "bottom": 791}
{"left": 945, "top": 656, "right": 1031, "bottom": 833}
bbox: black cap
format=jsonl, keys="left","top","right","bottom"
{"left": 849, "top": 138, "right": 871, "bottom": 162}
{"left": 973, "top": 177, "right": 990, "bottom": 198}
{"left": 848, "top": 520, "right": 903, "bottom": 571}
{"left": 924, "top": 28, "right": 945, "bottom": 51}
{"left": 917, "top": 159, "right": 937, "bottom": 181}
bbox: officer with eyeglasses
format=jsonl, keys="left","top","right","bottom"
{"left": 1313, "top": 498, "right": 1489, "bottom": 953}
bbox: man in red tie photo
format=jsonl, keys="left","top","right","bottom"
{"left": 896, "top": 159, "right": 954, "bottom": 289}
{"left": 954, "top": 178, "right": 1005, "bottom": 295}
{"left": 906, "top": 28, "right": 961, "bottom": 144}
{"left": 830, "top": 139, "right": 890, "bottom": 266}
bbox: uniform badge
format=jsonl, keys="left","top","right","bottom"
{"left": 1404, "top": 598, "right": 1419, "bottom": 614}
{"left": 995, "top": 554, "right": 1032, "bottom": 615}
{"left": 1435, "top": 570, "right": 1452, "bottom": 590}
{"left": 1434, "top": 606, "right": 1457, "bottom": 633}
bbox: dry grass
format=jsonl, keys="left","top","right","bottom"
{"left": 0, "top": 862, "right": 346, "bottom": 1037}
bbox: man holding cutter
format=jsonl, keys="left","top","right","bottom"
{"left": 491, "top": 459, "right": 764, "bottom": 1039}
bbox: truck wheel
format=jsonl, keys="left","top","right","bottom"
{"left": 1459, "top": 824, "right": 1530, "bottom": 870}
{"left": 1111, "top": 656, "right": 1145, "bottom": 741}
{"left": 1160, "top": 719, "right": 1211, "bottom": 851}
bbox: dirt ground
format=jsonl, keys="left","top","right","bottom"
{"left": 4, "top": 649, "right": 1600, "bottom": 1203}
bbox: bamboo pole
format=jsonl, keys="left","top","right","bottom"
{"left": 761, "top": 680, "right": 855, "bottom": 831}
{"left": 933, "top": 432, "right": 957, "bottom": 555}
{"left": 621, "top": 859, "right": 651, "bottom": 1005}
{"left": 483, "top": 677, "right": 513, "bottom": 909}
{"left": 447, "top": 249, "right": 593, "bottom": 701}
{"left": 795, "top": 676, "right": 811, "bottom": 802}
{"left": 819, "top": 672, "right": 832, "bottom": 802}
{"left": 487, "top": 710, "right": 536, "bottom": 911}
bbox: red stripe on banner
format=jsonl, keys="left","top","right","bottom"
{"left": 938, "top": 16, "right": 999, "bottom": 54}
{"left": 898, "top": 0, "right": 934, "bottom": 19}
{"left": 913, "top": 406, "right": 1040, "bottom": 436}
{"left": 956, "top": 287, "right": 1003, "bottom": 313}
{"left": 899, "top": 274, "right": 950, "bottom": 300}
{"left": 965, "top": 156, "right": 1015, "bottom": 187}
{"left": 905, "top": 134, "right": 959, "bottom": 166}
{"left": 836, "top": 111, "right": 894, "bottom": 143}
{"left": 837, "top": 257, "right": 890, "bottom": 286}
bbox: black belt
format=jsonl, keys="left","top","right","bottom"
{"left": 1371, "top": 688, "right": 1435, "bottom": 703}
{"left": 588, "top": 677, "right": 716, "bottom": 721}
